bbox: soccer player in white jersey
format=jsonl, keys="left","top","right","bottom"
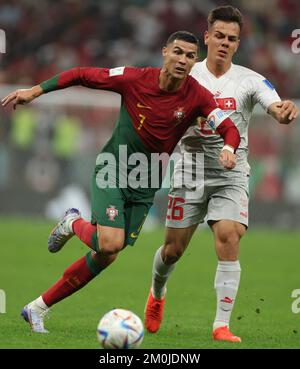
{"left": 145, "top": 5, "right": 298, "bottom": 342}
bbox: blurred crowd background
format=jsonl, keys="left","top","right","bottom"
{"left": 1, "top": 0, "right": 300, "bottom": 97}
{"left": 0, "top": 0, "right": 300, "bottom": 228}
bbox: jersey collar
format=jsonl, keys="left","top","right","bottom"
{"left": 203, "top": 58, "right": 233, "bottom": 80}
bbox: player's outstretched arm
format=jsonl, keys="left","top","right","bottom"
{"left": 2, "top": 67, "right": 119, "bottom": 110}
{"left": 7, "top": 67, "right": 129, "bottom": 100}
{"left": 268, "top": 100, "right": 299, "bottom": 125}
{"left": 2, "top": 85, "right": 43, "bottom": 110}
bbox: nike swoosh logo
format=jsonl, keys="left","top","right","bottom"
{"left": 130, "top": 232, "right": 139, "bottom": 239}
{"left": 137, "top": 102, "right": 152, "bottom": 110}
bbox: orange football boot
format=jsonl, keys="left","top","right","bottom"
{"left": 212, "top": 326, "right": 241, "bottom": 342}
{"left": 144, "top": 290, "right": 165, "bottom": 333}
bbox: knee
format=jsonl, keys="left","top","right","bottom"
{"left": 162, "top": 241, "right": 186, "bottom": 265}
{"left": 218, "top": 229, "right": 240, "bottom": 248}
{"left": 215, "top": 228, "right": 243, "bottom": 261}
{"left": 98, "top": 235, "right": 124, "bottom": 256}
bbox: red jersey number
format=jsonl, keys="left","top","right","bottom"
{"left": 166, "top": 196, "right": 185, "bottom": 221}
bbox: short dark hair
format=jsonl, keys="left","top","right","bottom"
{"left": 166, "top": 31, "right": 200, "bottom": 49}
{"left": 208, "top": 6, "right": 243, "bottom": 31}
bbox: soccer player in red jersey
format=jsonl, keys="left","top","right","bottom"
{"left": 2, "top": 31, "right": 240, "bottom": 333}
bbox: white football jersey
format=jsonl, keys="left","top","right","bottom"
{"left": 179, "top": 59, "right": 281, "bottom": 174}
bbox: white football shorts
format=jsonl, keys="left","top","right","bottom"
{"left": 166, "top": 174, "right": 249, "bottom": 228}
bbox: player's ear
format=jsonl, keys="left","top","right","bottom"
{"left": 162, "top": 46, "right": 168, "bottom": 57}
{"left": 204, "top": 31, "right": 209, "bottom": 46}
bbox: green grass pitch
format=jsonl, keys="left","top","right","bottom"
{"left": 0, "top": 218, "right": 299, "bottom": 349}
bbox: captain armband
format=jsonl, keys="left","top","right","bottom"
{"left": 206, "top": 108, "right": 227, "bottom": 131}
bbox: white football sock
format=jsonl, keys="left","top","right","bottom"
{"left": 151, "top": 246, "right": 175, "bottom": 299}
{"left": 213, "top": 260, "right": 241, "bottom": 330}
{"left": 34, "top": 296, "right": 49, "bottom": 310}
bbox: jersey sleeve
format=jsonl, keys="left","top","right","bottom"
{"left": 248, "top": 74, "right": 281, "bottom": 111}
{"left": 195, "top": 83, "right": 219, "bottom": 116}
{"left": 40, "top": 66, "right": 139, "bottom": 94}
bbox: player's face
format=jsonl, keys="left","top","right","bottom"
{"left": 162, "top": 40, "right": 198, "bottom": 79}
{"left": 205, "top": 21, "right": 240, "bottom": 67}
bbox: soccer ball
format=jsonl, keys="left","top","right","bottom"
{"left": 97, "top": 308, "right": 144, "bottom": 349}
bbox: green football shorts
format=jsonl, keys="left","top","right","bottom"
{"left": 91, "top": 170, "right": 153, "bottom": 248}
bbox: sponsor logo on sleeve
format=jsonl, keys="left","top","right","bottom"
{"left": 263, "top": 79, "right": 275, "bottom": 90}
{"left": 109, "top": 66, "right": 125, "bottom": 77}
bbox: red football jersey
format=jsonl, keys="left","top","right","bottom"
{"left": 54, "top": 66, "right": 219, "bottom": 154}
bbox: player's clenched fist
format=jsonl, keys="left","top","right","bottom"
{"left": 2, "top": 85, "right": 43, "bottom": 110}
{"left": 277, "top": 100, "right": 298, "bottom": 124}
{"left": 219, "top": 149, "right": 237, "bottom": 170}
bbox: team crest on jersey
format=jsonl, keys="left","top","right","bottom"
{"left": 174, "top": 107, "right": 185, "bottom": 123}
{"left": 106, "top": 205, "right": 119, "bottom": 221}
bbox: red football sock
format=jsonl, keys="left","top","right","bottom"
{"left": 72, "top": 219, "right": 96, "bottom": 249}
{"left": 42, "top": 256, "right": 96, "bottom": 307}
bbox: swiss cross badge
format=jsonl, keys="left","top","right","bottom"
{"left": 106, "top": 205, "right": 119, "bottom": 221}
{"left": 174, "top": 107, "right": 185, "bottom": 123}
